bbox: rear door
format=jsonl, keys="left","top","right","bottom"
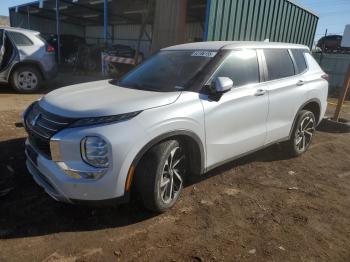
{"left": 262, "top": 48, "right": 307, "bottom": 144}
{"left": 201, "top": 49, "right": 269, "bottom": 168}
{"left": 7, "top": 31, "right": 35, "bottom": 59}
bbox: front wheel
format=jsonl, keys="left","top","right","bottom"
{"left": 10, "top": 66, "right": 42, "bottom": 93}
{"left": 135, "top": 140, "right": 187, "bottom": 213}
{"left": 285, "top": 110, "right": 316, "bottom": 157}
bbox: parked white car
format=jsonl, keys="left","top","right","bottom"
{"left": 0, "top": 27, "right": 57, "bottom": 93}
{"left": 23, "top": 41, "right": 328, "bottom": 212}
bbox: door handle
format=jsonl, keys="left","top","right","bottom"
{"left": 254, "top": 89, "right": 266, "bottom": 96}
{"left": 296, "top": 80, "right": 305, "bottom": 86}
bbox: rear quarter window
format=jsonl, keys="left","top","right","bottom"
{"left": 8, "top": 31, "right": 33, "bottom": 46}
{"left": 264, "top": 49, "right": 295, "bottom": 81}
{"left": 291, "top": 49, "right": 308, "bottom": 74}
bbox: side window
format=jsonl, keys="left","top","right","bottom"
{"left": 291, "top": 49, "right": 307, "bottom": 74}
{"left": 211, "top": 50, "right": 260, "bottom": 87}
{"left": 264, "top": 49, "right": 295, "bottom": 81}
{"left": 8, "top": 32, "right": 33, "bottom": 46}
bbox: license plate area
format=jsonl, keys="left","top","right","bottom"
{"left": 26, "top": 145, "right": 38, "bottom": 166}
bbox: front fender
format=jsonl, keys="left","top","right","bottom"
{"left": 115, "top": 92, "right": 206, "bottom": 196}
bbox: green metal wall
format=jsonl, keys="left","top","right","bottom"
{"left": 205, "top": 0, "right": 319, "bottom": 48}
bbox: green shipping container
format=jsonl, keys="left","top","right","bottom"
{"left": 204, "top": 0, "right": 319, "bottom": 49}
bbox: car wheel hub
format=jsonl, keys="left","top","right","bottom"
{"left": 295, "top": 114, "right": 315, "bottom": 152}
{"left": 18, "top": 71, "right": 38, "bottom": 90}
{"left": 159, "top": 147, "right": 185, "bottom": 204}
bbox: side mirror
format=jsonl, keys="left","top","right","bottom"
{"left": 214, "top": 77, "right": 233, "bottom": 93}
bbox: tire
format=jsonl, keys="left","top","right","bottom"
{"left": 135, "top": 140, "right": 187, "bottom": 213}
{"left": 10, "top": 66, "right": 42, "bottom": 93}
{"left": 285, "top": 110, "right": 316, "bottom": 157}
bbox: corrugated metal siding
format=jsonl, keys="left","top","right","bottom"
{"left": 85, "top": 25, "right": 113, "bottom": 44}
{"left": 113, "top": 24, "right": 152, "bottom": 56}
{"left": 206, "top": 0, "right": 318, "bottom": 48}
{"left": 186, "top": 23, "right": 203, "bottom": 41}
{"left": 151, "top": 0, "right": 187, "bottom": 52}
{"left": 9, "top": 10, "right": 84, "bottom": 37}
{"left": 85, "top": 24, "right": 152, "bottom": 57}
{"left": 314, "top": 53, "right": 350, "bottom": 91}
{"left": 113, "top": 24, "right": 152, "bottom": 40}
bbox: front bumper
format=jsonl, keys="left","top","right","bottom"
{"left": 25, "top": 139, "right": 129, "bottom": 205}
{"left": 25, "top": 142, "right": 72, "bottom": 203}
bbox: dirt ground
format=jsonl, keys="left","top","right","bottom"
{"left": 0, "top": 75, "right": 350, "bottom": 262}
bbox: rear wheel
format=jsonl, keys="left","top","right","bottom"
{"left": 285, "top": 110, "right": 316, "bottom": 157}
{"left": 10, "top": 66, "right": 42, "bottom": 93}
{"left": 135, "top": 140, "right": 187, "bottom": 213}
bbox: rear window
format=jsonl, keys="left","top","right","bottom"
{"left": 8, "top": 31, "right": 33, "bottom": 46}
{"left": 291, "top": 49, "right": 308, "bottom": 74}
{"left": 264, "top": 49, "right": 295, "bottom": 81}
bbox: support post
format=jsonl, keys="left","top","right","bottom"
{"left": 27, "top": 6, "right": 30, "bottom": 29}
{"left": 333, "top": 63, "right": 350, "bottom": 121}
{"left": 203, "top": 0, "right": 211, "bottom": 41}
{"left": 8, "top": 8, "right": 12, "bottom": 27}
{"left": 134, "top": 0, "right": 153, "bottom": 65}
{"left": 55, "top": 0, "right": 61, "bottom": 65}
{"left": 104, "top": 0, "right": 108, "bottom": 48}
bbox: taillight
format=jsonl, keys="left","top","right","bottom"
{"left": 321, "top": 74, "right": 329, "bottom": 81}
{"left": 47, "top": 45, "right": 55, "bottom": 53}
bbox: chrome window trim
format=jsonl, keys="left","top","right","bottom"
{"left": 259, "top": 48, "right": 310, "bottom": 85}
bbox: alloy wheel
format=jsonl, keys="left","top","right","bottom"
{"left": 295, "top": 113, "right": 315, "bottom": 152}
{"left": 159, "top": 147, "right": 185, "bottom": 204}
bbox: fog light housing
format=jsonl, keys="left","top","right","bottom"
{"left": 81, "top": 136, "right": 109, "bottom": 168}
{"left": 57, "top": 162, "right": 107, "bottom": 180}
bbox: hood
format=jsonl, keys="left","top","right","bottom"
{"left": 39, "top": 80, "right": 181, "bottom": 118}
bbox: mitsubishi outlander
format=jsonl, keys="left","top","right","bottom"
{"left": 23, "top": 42, "right": 328, "bottom": 212}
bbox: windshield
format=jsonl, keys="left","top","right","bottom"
{"left": 116, "top": 50, "right": 216, "bottom": 92}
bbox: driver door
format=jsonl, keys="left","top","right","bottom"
{"left": 201, "top": 49, "right": 269, "bottom": 169}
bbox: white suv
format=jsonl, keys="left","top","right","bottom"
{"left": 23, "top": 42, "right": 328, "bottom": 212}
{"left": 0, "top": 27, "right": 57, "bottom": 93}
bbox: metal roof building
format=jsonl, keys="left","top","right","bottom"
{"left": 9, "top": 0, "right": 318, "bottom": 60}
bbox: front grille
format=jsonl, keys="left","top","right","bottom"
{"left": 24, "top": 102, "right": 75, "bottom": 159}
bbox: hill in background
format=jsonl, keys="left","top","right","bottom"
{"left": 0, "top": 16, "right": 9, "bottom": 26}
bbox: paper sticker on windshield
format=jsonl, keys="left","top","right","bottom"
{"left": 191, "top": 51, "right": 217, "bottom": 58}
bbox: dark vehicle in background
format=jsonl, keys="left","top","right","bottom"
{"left": 106, "top": 44, "right": 144, "bottom": 60}
{"left": 0, "top": 27, "right": 57, "bottom": 93}
{"left": 46, "top": 34, "right": 85, "bottom": 63}
{"left": 317, "top": 35, "right": 350, "bottom": 53}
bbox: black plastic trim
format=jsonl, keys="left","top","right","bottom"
{"left": 131, "top": 130, "right": 206, "bottom": 176}
{"left": 288, "top": 98, "right": 322, "bottom": 139}
{"left": 70, "top": 193, "right": 130, "bottom": 207}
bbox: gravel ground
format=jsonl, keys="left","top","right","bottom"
{"left": 0, "top": 76, "right": 350, "bottom": 262}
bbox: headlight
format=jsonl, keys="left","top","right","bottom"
{"left": 81, "top": 136, "right": 109, "bottom": 168}
{"left": 70, "top": 111, "right": 141, "bottom": 128}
